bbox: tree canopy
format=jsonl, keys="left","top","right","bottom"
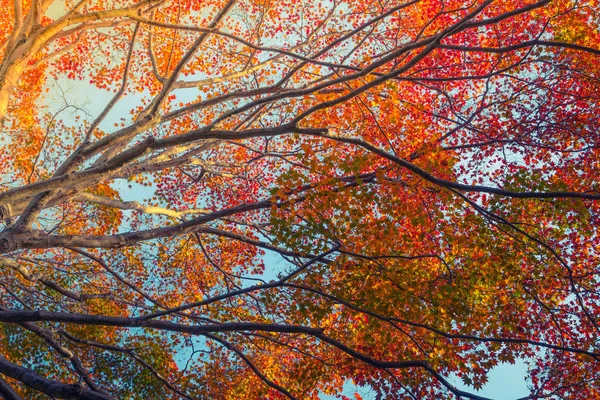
{"left": 0, "top": 0, "right": 599, "bottom": 398}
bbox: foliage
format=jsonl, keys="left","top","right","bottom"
{"left": 0, "top": 0, "right": 599, "bottom": 398}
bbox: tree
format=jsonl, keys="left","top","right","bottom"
{"left": 0, "top": 0, "right": 599, "bottom": 398}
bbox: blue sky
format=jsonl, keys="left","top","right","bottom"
{"left": 452, "top": 360, "right": 529, "bottom": 400}
{"left": 318, "top": 360, "right": 529, "bottom": 399}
